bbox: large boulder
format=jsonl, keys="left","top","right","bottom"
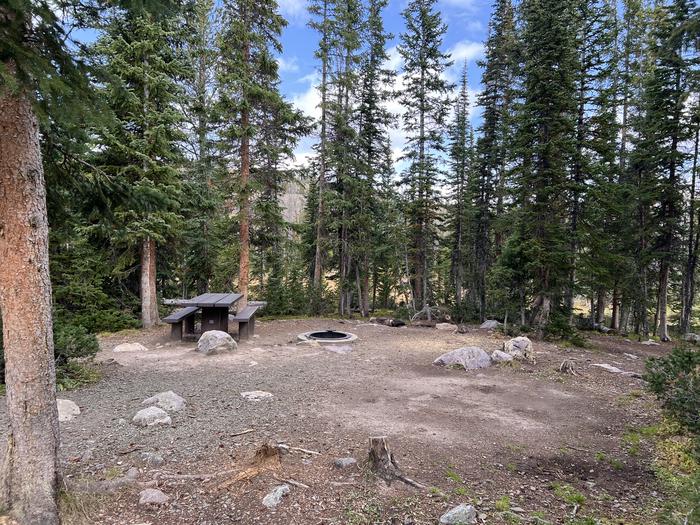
{"left": 503, "top": 336, "right": 533, "bottom": 360}
{"left": 113, "top": 342, "right": 148, "bottom": 353}
{"left": 142, "top": 391, "right": 186, "bottom": 412}
{"left": 433, "top": 347, "right": 491, "bottom": 371}
{"left": 197, "top": 330, "right": 237, "bottom": 355}
{"left": 132, "top": 406, "right": 171, "bottom": 427}
{"left": 439, "top": 504, "right": 477, "bottom": 524}
{"left": 479, "top": 320, "right": 500, "bottom": 330}
{"left": 57, "top": 399, "right": 81, "bottom": 422}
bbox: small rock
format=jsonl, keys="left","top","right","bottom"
{"left": 142, "top": 391, "right": 186, "bottom": 412}
{"left": 683, "top": 333, "right": 700, "bottom": 344}
{"left": 434, "top": 347, "right": 491, "bottom": 371}
{"left": 641, "top": 339, "right": 660, "bottom": 346}
{"left": 439, "top": 503, "right": 477, "bottom": 524}
{"left": 196, "top": 330, "right": 237, "bottom": 355}
{"left": 132, "top": 406, "right": 171, "bottom": 427}
{"left": 479, "top": 320, "right": 500, "bottom": 330}
{"left": 240, "top": 390, "right": 274, "bottom": 401}
{"left": 262, "top": 484, "right": 290, "bottom": 509}
{"left": 436, "top": 323, "right": 456, "bottom": 331}
{"left": 456, "top": 324, "right": 469, "bottom": 334}
{"left": 117, "top": 418, "right": 127, "bottom": 426}
{"left": 334, "top": 457, "right": 357, "bottom": 469}
{"left": 141, "top": 452, "right": 165, "bottom": 466}
{"left": 113, "top": 342, "right": 148, "bottom": 353}
{"left": 491, "top": 350, "right": 514, "bottom": 363}
{"left": 139, "top": 488, "right": 169, "bottom": 506}
{"left": 125, "top": 467, "right": 138, "bottom": 479}
{"left": 503, "top": 336, "right": 533, "bottom": 360}
{"left": 57, "top": 399, "right": 81, "bottom": 422}
{"left": 591, "top": 363, "right": 624, "bottom": 374}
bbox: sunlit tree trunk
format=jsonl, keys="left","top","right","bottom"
{"left": 0, "top": 69, "right": 60, "bottom": 524}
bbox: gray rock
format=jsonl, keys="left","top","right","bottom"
{"left": 641, "top": 339, "right": 660, "bottom": 346}
{"left": 491, "top": 350, "right": 514, "bottom": 363}
{"left": 683, "top": 333, "right": 700, "bottom": 344}
{"left": 142, "top": 391, "right": 186, "bottom": 412}
{"left": 433, "top": 347, "right": 491, "bottom": 371}
{"left": 132, "top": 406, "right": 171, "bottom": 427}
{"left": 57, "top": 399, "right": 80, "bottom": 422}
{"left": 334, "top": 457, "right": 357, "bottom": 469}
{"left": 479, "top": 320, "right": 500, "bottom": 330}
{"left": 113, "top": 342, "right": 148, "bottom": 353}
{"left": 436, "top": 323, "right": 456, "bottom": 331}
{"left": 139, "top": 488, "right": 169, "bottom": 506}
{"left": 439, "top": 504, "right": 477, "bottom": 524}
{"left": 141, "top": 452, "right": 165, "bottom": 466}
{"left": 240, "top": 390, "right": 274, "bottom": 401}
{"left": 125, "top": 467, "right": 139, "bottom": 479}
{"left": 196, "top": 330, "right": 237, "bottom": 355}
{"left": 262, "top": 484, "right": 290, "bottom": 509}
{"left": 503, "top": 336, "right": 533, "bottom": 360}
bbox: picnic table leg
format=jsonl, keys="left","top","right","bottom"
{"left": 219, "top": 307, "right": 229, "bottom": 334}
{"left": 171, "top": 322, "right": 183, "bottom": 341}
{"left": 184, "top": 315, "right": 195, "bottom": 337}
{"left": 201, "top": 307, "right": 217, "bottom": 333}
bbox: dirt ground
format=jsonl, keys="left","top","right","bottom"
{"left": 30, "top": 319, "right": 674, "bottom": 524}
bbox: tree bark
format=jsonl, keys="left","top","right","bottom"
{"left": 140, "top": 237, "right": 159, "bottom": 327}
{"left": 0, "top": 78, "right": 60, "bottom": 524}
{"left": 657, "top": 261, "right": 671, "bottom": 342}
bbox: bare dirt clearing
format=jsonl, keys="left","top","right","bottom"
{"left": 28, "top": 319, "right": 671, "bottom": 524}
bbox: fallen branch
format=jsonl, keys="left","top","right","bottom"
{"left": 231, "top": 428, "right": 255, "bottom": 437}
{"left": 273, "top": 475, "right": 310, "bottom": 489}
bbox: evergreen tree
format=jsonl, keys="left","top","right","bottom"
{"left": 474, "top": 0, "right": 518, "bottom": 321}
{"left": 216, "top": 0, "right": 292, "bottom": 306}
{"left": 398, "top": 0, "right": 453, "bottom": 312}
{"left": 511, "top": 0, "right": 577, "bottom": 334}
{"left": 91, "top": 5, "right": 187, "bottom": 327}
{"left": 446, "top": 63, "right": 475, "bottom": 312}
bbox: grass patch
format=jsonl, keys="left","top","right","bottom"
{"left": 59, "top": 490, "right": 104, "bottom": 525}
{"left": 495, "top": 495, "right": 511, "bottom": 512}
{"left": 551, "top": 483, "right": 586, "bottom": 506}
{"left": 56, "top": 361, "right": 102, "bottom": 391}
{"left": 445, "top": 467, "right": 463, "bottom": 484}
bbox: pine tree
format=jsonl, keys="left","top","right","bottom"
{"left": 632, "top": 0, "right": 695, "bottom": 341}
{"left": 511, "top": 0, "right": 577, "bottom": 334}
{"left": 474, "top": 0, "right": 518, "bottom": 321}
{"left": 91, "top": 5, "right": 187, "bottom": 327}
{"left": 398, "top": 0, "right": 452, "bottom": 312}
{"left": 446, "top": 63, "right": 475, "bottom": 311}
{"left": 353, "top": 0, "right": 394, "bottom": 316}
{"left": 216, "top": 0, "right": 291, "bottom": 307}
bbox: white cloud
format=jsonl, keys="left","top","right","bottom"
{"left": 278, "top": 0, "right": 308, "bottom": 22}
{"left": 277, "top": 55, "right": 300, "bottom": 73}
{"left": 291, "top": 71, "right": 321, "bottom": 121}
{"left": 448, "top": 40, "right": 485, "bottom": 64}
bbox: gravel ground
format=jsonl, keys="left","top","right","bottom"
{"left": 6, "top": 318, "right": 672, "bottom": 524}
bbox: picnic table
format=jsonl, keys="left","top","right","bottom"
{"left": 169, "top": 293, "right": 242, "bottom": 334}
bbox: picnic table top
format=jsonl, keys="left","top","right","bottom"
{"left": 179, "top": 293, "right": 243, "bottom": 308}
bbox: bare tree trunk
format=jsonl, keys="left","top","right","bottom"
{"left": 595, "top": 290, "right": 606, "bottom": 325}
{"left": 610, "top": 286, "right": 620, "bottom": 330}
{"left": 0, "top": 76, "right": 60, "bottom": 524}
{"left": 140, "top": 237, "right": 159, "bottom": 327}
{"left": 680, "top": 120, "right": 700, "bottom": 334}
{"left": 657, "top": 261, "right": 671, "bottom": 342}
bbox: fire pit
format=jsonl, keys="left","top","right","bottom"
{"left": 298, "top": 329, "right": 357, "bottom": 343}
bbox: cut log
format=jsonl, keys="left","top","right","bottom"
{"left": 367, "top": 436, "right": 424, "bottom": 489}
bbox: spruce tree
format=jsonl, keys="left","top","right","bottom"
{"left": 511, "top": 0, "right": 577, "bottom": 334}
{"left": 474, "top": 0, "right": 518, "bottom": 321}
{"left": 91, "top": 5, "right": 186, "bottom": 328}
{"left": 398, "top": 0, "right": 452, "bottom": 312}
{"left": 216, "top": 0, "right": 291, "bottom": 306}
{"left": 446, "top": 63, "right": 475, "bottom": 311}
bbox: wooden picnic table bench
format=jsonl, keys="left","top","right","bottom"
{"left": 163, "top": 306, "right": 199, "bottom": 340}
{"left": 230, "top": 304, "right": 262, "bottom": 341}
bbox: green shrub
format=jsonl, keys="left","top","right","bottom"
{"left": 645, "top": 346, "right": 700, "bottom": 435}
{"left": 53, "top": 323, "right": 100, "bottom": 364}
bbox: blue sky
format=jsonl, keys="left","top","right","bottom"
{"left": 275, "top": 0, "right": 494, "bottom": 163}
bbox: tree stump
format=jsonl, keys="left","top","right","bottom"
{"left": 368, "top": 437, "right": 424, "bottom": 488}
